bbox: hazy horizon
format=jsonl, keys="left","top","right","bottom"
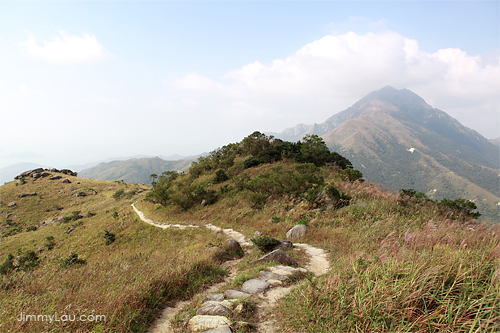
{"left": 1, "top": 1, "right": 499, "bottom": 169}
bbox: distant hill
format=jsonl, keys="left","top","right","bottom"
{"left": 272, "top": 86, "right": 500, "bottom": 222}
{"left": 0, "top": 162, "right": 48, "bottom": 184}
{"left": 79, "top": 157, "right": 194, "bottom": 184}
{"left": 490, "top": 137, "right": 500, "bottom": 147}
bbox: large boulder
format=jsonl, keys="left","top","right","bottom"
{"left": 278, "top": 240, "right": 293, "bottom": 251}
{"left": 286, "top": 224, "right": 309, "bottom": 239}
{"left": 19, "top": 192, "right": 37, "bottom": 198}
{"left": 226, "top": 239, "right": 244, "bottom": 257}
{"left": 252, "top": 249, "right": 298, "bottom": 267}
{"left": 50, "top": 175, "right": 62, "bottom": 180}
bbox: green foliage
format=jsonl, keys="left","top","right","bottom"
{"left": 104, "top": 230, "right": 116, "bottom": 245}
{"left": 343, "top": 168, "right": 363, "bottom": 182}
{"left": 61, "top": 252, "right": 86, "bottom": 267}
{"left": 299, "top": 134, "right": 332, "bottom": 166}
{"left": 18, "top": 177, "right": 25, "bottom": 185}
{"left": 112, "top": 211, "right": 119, "bottom": 219}
{"left": 44, "top": 236, "right": 55, "bottom": 250}
{"left": 26, "top": 225, "right": 37, "bottom": 232}
{"left": 60, "top": 169, "right": 77, "bottom": 176}
{"left": 113, "top": 189, "right": 124, "bottom": 199}
{"left": 324, "top": 185, "right": 341, "bottom": 202}
{"left": 297, "top": 219, "right": 309, "bottom": 226}
{"left": 87, "top": 212, "right": 96, "bottom": 218}
{"left": 439, "top": 198, "right": 481, "bottom": 218}
{"left": 63, "top": 210, "right": 82, "bottom": 223}
{"left": 243, "top": 156, "right": 262, "bottom": 169}
{"left": 241, "top": 131, "right": 272, "bottom": 156}
{"left": 17, "top": 251, "right": 39, "bottom": 271}
{"left": 219, "top": 184, "right": 231, "bottom": 194}
{"left": 0, "top": 254, "right": 15, "bottom": 275}
{"left": 399, "top": 188, "right": 428, "bottom": 200}
{"left": 213, "top": 169, "right": 229, "bottom": 184}
{"left": 271, "top": 216, "right": 281, "bottom": 223}
{"left": 251, "top": 235, "right": 280, "bottom": 253}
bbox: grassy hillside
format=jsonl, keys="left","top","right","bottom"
{"left": 78, "top": 157, "right": 193, "bottom": 185}
{"left": 1, "top": 133, "right": 498, "bottom": 332}
{"left": 0, "top": 173, "right": 225, "bottom": 333}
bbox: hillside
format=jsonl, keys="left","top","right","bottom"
{"left": 491, "top": 137, "right": 500, "bottom": 147}
{"left": 1, "top": 134, "right": 498, "bottom": 332}
{"left": 78, "top": 156, "right": 193, "bottom": 184}
{"left": 273, "top": 86, "right": 500, "bottom": 222}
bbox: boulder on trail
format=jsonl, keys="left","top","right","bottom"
{"left": 241, "top": 279, "right": 271, "bottom": 294}
{"left": 252, "top": 249, "right": 298, "bottom": 267}
{"left": 224, "top": 289, "right": 251, "bottom": 299}
{"left": 204, "top": 293, "right": 225, "bottom": 302}
{"left": 196, "top": 303, "right": 231, "bottom": 316}
{"left": 286, "top": 224, "right": 309, "bottom": 239}
{"left": 278, "top": 239, "right": 293, "bottom": 251}
{"left": 187, "top": 315, "right": 231, "bottom": 331}
{"left": 226, "top": 239, "right": 244, "bottom": 257}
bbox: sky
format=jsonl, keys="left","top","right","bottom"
{"left": 0, "top": 1, "right": 499, "bottom": 170}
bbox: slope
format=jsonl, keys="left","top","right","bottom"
{"left": 79, "top": 156, "right": 193, "bottom": 184}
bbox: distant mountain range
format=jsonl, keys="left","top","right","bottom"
{"left": 272, "top": 86, "right": 500, "bottom": 222}
{"left": 78, "top": 157, "right": 194, "bottom": 184}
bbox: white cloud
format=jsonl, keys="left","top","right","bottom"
{"left": 18, "top": 31, "right": 107, "bottom": 63}
{"left": 164, "top": 31, "right": 499, "bottom": 138}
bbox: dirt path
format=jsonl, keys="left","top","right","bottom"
{"left": 131, "top": 203, "right": 330, "bottom": 333}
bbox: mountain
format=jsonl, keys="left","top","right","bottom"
{"left": 0, "top": 162, "right": 49, "bottom": 184}
{"left": 490, "top": 137, "right": 500, "bottom": 147}
{"left": 273, "top": 86, "right": 500, "bottom": 222}
{"left": 78, "top": 157, "right": 194, "bottom": 184}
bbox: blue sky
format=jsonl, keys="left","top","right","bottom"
{"left": 0, "top": 1, "right": 499, "bottom": 169}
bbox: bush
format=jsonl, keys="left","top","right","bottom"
{"left": 297, "top": 219, "right": 309, "bottom": 226}
{"left": 113, "top": 190, "right": 124, "bottom": 199}
{"left": 324, "top": 185, "right": 340, "bottom": 202}
{"left": 87, "top": 212, "right": 96, "bottom": 218}
{"left": 439, "top": 198, "right": 481, "bottom": 218}
{"left": 44, "top": 236, "right": 56, "bottom": 250}
{"left": 17, "top": 251, "right": 39, "bottom": 271}
{"left": 243, "top": 157, "right": 262, "bottom": 169}
{"left": 0, "top": 254, "right": 15, "bottom": 275}
{"left": 213, "top": 169, "right": 229, "bottom": 184}
{"left": 251, "top": 235, "right": 280, "bottom": 253}
{"left": 61, "top": 252, "right": 86, "bottom": 267}
{"left": 26, "top": 225, "right": 37, "bottom": 232}
{"left": 104, "top": 230, "right": 116, "bottom": 245}
{"left": 343, "top": 168, "right": 363, "bottom": 182}
{"left": 112, "top": 212, "right": 119, "bottom": 219}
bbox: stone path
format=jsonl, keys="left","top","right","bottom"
{"left": 131, "top": 203, "right": 330, "bottom": 333}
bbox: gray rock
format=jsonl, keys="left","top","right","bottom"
{"left": 252, "top": 249, "right": 298, "bottom": 267}
{"left": 32, "top": 173, "right": 41, "bottom": 179}
{"left": 224, "top": 289, "right": 251, "bottom": 299}
{"left": 286, "top": 224, "right": 309, "bottom": 239}
{"left": 241, "top": 279, "right": 271, "bottom": 294}
{"left": 278, "top": 240, "right": 293, "bottom": 251}
{"left": 40, "top": 172, "right": 50, "bottom": 178}
{"left": 6, "top": 214, "right": 12, "bottom": 219}
{"left": 204, "top": 293, "right": 225, "bottom": 302}
{"left": 201, "top": 199, "right": 206, "bottom": 206}
{"left": 209, "top": 247, "right": 229, "bottom": 257}
{"left": 7, "top": 202, "right": 16, "bottom": 208}
{"left": 196, "top": 303, "right": 231, "bottom": 316}
{"left": 259, "top": 270, "right": 288, "bottom": 281}
{"left": 62, "top": 179, "right": 71, "bottom": 184}
{"left": 19, "top": 192, "right": 37, "bottom": 198}
{"left": 35, "top": 247, "right": 44, "bottom": 255}
{"left": 226, "top": 239, "right": 243, "bottom": 257}
{"left": 187, "top": 315, "right": 231, "bottom": 331}
{"left": 201, "top": 326, "right": 232, "bottom": 333}
{"left": 254, "top": 231, "right": 262, "bottom": 238}
{"left": 49, "top": 176, "right": 62, "bottom": 180}
{"left": 67, "top": 228, "right": 75, "bottom": 234}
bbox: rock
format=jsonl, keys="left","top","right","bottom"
{"left": 201, "top": 199, "right": 206, "bottom": 206}
{"left": 259, "top": 270, "right": 286, "bottom": 281}
{"left": 67, "top": 228, "right": 75, "bottom": 234}
{"left": 19, "top": 192, "right": 37, "bottom": 198}
{"left": 35, "top": 247, "right": 44, "bottom": 255}
{"left": 55, "top": 216, "right": 66, "bottom": 223}
{"left": 92, "top": 191, "right": 97, "bottom": 195}
{"left": 241, "top": 279, "right": 271, "bottom": 294}
{"left": 7, "top": 202, "right": 16, "bottom": 208}
{"left": 224, "top": 289, "right": 251, "bottom": 299}
{"left": 233, "top": 303, "right": 245, "bottom": 315}
{"left": 204, "top": 293, "right": 225, "bottom": 302}
{"left": 187, "top": 315, "right": 231, "bottom": 331}
{"left": 196, "top": 303, "right": 231, "bottom": 316}
{"left": 200, "top": 326, "right": 232, "bottom": 333}
{"left": 209, "top": 247, "right": 229, "bottom": 258}
{"left": 32, "top": 173, "right": 41, "bottom": 179}
{"left": 6, "top": 214, "right": 12, "bottom": 219}
{"left": 49, "top": 176, "right": 62, "bottom": 180}
{"left": 286, "top": 224, "right": 309, "bottom": 239}
{"left": 76, "top": 182, "right": 81, "bottom": 184}
{"left": 62, "top": 179, "right": 71, "bottom": 184}
{"left": 267, "top": 279, "right": 283, "bottom": 287}
{"left": 226, "top": 239, "right": 243, "bottom": 257}
{"left": 40, "top": 172, "right": 50, "bottom": 178}
{"left": 278, "top": 240, "right": 293, "bottom": 251}
{"left": 254, "top": 231, "right": 262, "bottom": 238}
{"left": 252, "top": 249, "right": 298, "bottom": 267}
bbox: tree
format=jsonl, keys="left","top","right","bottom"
{"left": 300, "top": 134, "right": 331, "bottom": 166}
{"left": 241, "top": 131, "right": 272, "bottom": 156}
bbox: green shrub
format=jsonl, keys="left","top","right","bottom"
{"left": 343, "top": 168, "right": 363, "bottom": 182}
{"left": 104, "top": 230, "right": 116, "bottom": 245}
{"left": 0, "top": 254, "right": 15, "bottom": 275}
{"left": 324, "top": 185, "right": 340, "bottom": 202}
{"left": 61, "top": 252, "right": 86, "bottom": 267}
{"left": 271, "top": 216, "right": 281, "bottom": 223}
{"left": 17, "top": 251, "right": 39, "bottom": 271}
{"left": 297, "top": 219, "right": 309, "bottom": 226}
{"left": 439, "top": 198, "right": 481, "bottom": 218}
{"left": 243, "top": 157, "right": 262, "bottom": 169}
{"left": 112, "top": 212, "right": 119, "bottom": 219}
{"left": 113, "top": 190, "right": 124, "bottom": 199}
{"left": 219, "top": 184, "right": 231, "bottom": 194}
{"left": 44, "top": 236, "right": 56, "bottom": 250}
{"left": 213, "top": 169, "right": 229, "bottom": 184}
{"left": 87, "top": 212, "right": 96, "bottom": 218}
{"left": 251, "top": 235, "right": 280, "bottom": 253}
{"left": 26, "top": 225, "right": 37, "bottom": 232}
